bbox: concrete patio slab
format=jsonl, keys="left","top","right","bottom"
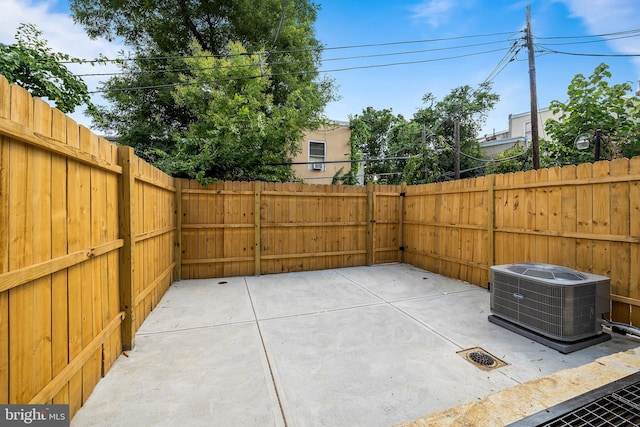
{"left": 394, "top": 290, "right": 638, "bottom": 385}
{"left": 71, "top": 322, "right": 283, "bottom": 427}
{"left": 70, "top": 264, "right": 640, "bottom": 427}
{"left": 137, "top": 277, "right": 254, "bottom": 334}
{"left": 246, "top": 269, "right": 381, "bottom": 319}
{"left": 259, "top": 304, "right": 517, "bottom": 426}
{"left": 336, "top": 264, "right": 474, "bottom": 302}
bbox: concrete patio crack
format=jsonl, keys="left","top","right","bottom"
{"left": 244, "top": 277, "right": 289, "bottom": 427}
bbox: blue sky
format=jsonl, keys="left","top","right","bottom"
{"left": 1, "top": 0, "right": 639, "bottom": 135}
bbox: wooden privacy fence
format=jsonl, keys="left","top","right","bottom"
{"left": 0, "top": 76, "right": 176, "bottom": 416}
{"left": 176, "top": 159, "right": 640, "bottom": 326}
{"left": 177, "top": 181, "right": 403, "bottom": 279}
{"left": 404, "top": 159, "right": 640, "bottom": 326}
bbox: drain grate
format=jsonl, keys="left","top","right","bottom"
{"left": 509, "top": 371, "right": 640, "bottom": 426}
{"left": 457, "top": 347, "right": 507, "bottom": 371}
{"left": 469, "top": 351, "right": 496, "bottom": 366}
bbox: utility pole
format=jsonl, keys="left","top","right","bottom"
{"left": 595, "top": 128, "right": 602, "bottom": 161}
{"left": 454, "top": 117, "right": 460, "bottom": 180}
{"left": 526, "top": 5, "right": 540, "bottom": 170}
{"left": 422, "top": 123, "right": 428, "bottom": 181}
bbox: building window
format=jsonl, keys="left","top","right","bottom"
{"left": 308, "top": 140, "right": 326, "bottom": 171}
{"left": 524, "top": 121, "right": 532, "bottom": 139}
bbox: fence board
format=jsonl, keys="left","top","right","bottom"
{"left": 64, "top": 118, "right": 83, "bottom": 416}
{"left": 31, "top": 99, "right": 53, "bottom": 405}
{"left": 547, "top": 167, "right": 563, "bottom": 265}
{"left": 0, "top": 77, "right": 9, "bottom": 404}
{"left": 535, "top": 169, "right": 549, "bottom": 263}
{"left": 50, "top": 108, "right": 69, "bottom": 405}
{"left": 8, "top": 84, "right": 36, "bottom": 404}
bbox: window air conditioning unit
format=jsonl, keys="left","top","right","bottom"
{"left": 312, "top": 163, "right": 324, "bottom": 171}
{"left": 488, "top": 262, "right": 611, "bottom": 353}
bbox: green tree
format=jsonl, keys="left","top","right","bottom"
{"left": 413, "top": 83, "right": 499, "bottom": 182}
{"left": 349, "top": 84, "right": 499, "bottom": 185}
{"left": 485, "top": 143, "right": 531, "bottom": 174}
{"left": 543, "top": 63, "right": 640, "bottom": 167}
{"left": 0, "top": 23, "right": 99, "bottom": 118}
{"left": 154, "top": 42, "right": 327, "bottom": 183}
{"left": 71, "top": 0, "right": 335, "bottom": 167}
{"left": 348, "top": 107, "right": 404, "bottom": 183}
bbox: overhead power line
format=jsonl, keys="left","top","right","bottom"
{"left": 536, "top": 47, "right": 640, "bottom": 57}
{"left": 61, "top": 30, "right": 523, "bottom": 65}
{"left": 75, "top": 38, "right": 518, "bottom": 78}
{"left": 534, "top": 32, "right": 640, "bottom": 46}
{"left": 87, "top": 47, "right": 512, "bottom": 94}
{"left": 533, "top": 28, "right": 640, "bottom": 40}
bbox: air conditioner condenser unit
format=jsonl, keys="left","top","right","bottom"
{"left": 488, "top": 262, "right": 611, "bottom": 353}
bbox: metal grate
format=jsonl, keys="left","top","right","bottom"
{"left": 456, "top": 347, "right": 507, "bottom": 371}
{"left": 509, "top": 371, "right": 640, "bottom": 427}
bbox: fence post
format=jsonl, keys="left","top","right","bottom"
{"left": 117, "top": 146, "right": 136, "bottom": 350}
{"left": 254, "top": 181, "right": 261, "bottom": 276}
{"left": 173, "top": 179, "right": 182, "bottom": 281}
{"left": 399, "top": 182, "right": 406, "bottom": 264}
{"left": 367, "top": 182, "right": 374, "bottom": 266}
{"left": 487, "top": 174, "right": 495, "bottom": 271}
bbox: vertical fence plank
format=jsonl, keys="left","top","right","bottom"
{"left": 502, "top": 173, "right": 515, "bottom": 265}
{"left": 78, "top": 127, "right": 100, "bottom": 403}
{"left": 174, "top": 179, "right": 182, "bottom": 281}
{"left": 0, "top": 76, "right": 10, "bottom": 404}
{"left": 511, "top": 172, "right": 526, "bottom": 263}
{"left": 487, "top": 175, "right": 495, "bottom": 271}
{"left": 50, "top": 109, "right": 69, "bottom": 405}
{"left": 117, "top": 146, "right": 136, "bottom": 350}
{"left": 609, "top": 159, "right": 631, "bottom": 324}
{"left": 31, "top": 99, "right": 54, "bottom": 404}
{"left": 366, "top": 182, "right": 374, "bottom": 266}
{"left": 104, "top": 141, "right": 120, "bottom": 373}
{"left": 630, "top": 158, "right": 640, "bottom": 326}
{"left": 575, "top": 163, "right": 594, "bottom": 272}
{"left": 65, "top": 118, "right": 83, "bottom": 416}
{"left": 254, "top": 181, "right": 261, "bottom": 275}
{"left": 8, "top": 84, "right": 35, "bottom": 403}
{"left": 534, "top": 169, "right": 549, "bottom": 263}
{"left": 399, "top": 183, "right": 406, "bottom": 264}
{"left": 560, "top": 165, "right": 578, "bottom": 270}
{"left": 592, "top": 161, "right": 611, "bottom": 278}
{"left": 547, "top": 167, "right": 563, "bottom": 265}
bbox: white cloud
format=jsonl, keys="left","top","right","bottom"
{"left": 0, "top": 0, "right": 129, "bottom": 129}
{"left": 556, "top": 0, "right": 640, "bottom": 73}
{"left": 412, "top": 0, "right": 455, "bottom": 27}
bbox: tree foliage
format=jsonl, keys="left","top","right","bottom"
{"left": 543, "top": 63, "right": 640, "bottom": 167}
{"left": 153, "top": 42, "right": 325, "bottom": 183}
{"left": 348, "top": 107, "right": 405, "bottom": 183}
{"left": 0, "top": 23, "right": 99, "bottom": 118}
{"left": 485, "top": 143, "right": 531, "bottom": 174}
{"left": 349, "top": 83, "right": 499, "bottom": 185}
{"left": 71, "top": 0, "right": 335, "bottom": 175}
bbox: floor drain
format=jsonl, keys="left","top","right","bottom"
{"left": 469, "top": 351, "right": 496, "bottom": 366}
{"left": 218, "top": 281, "right": 228, "bottom": 285}
{"left": 457, "top": 347, "right": 507, "bottom": 371}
